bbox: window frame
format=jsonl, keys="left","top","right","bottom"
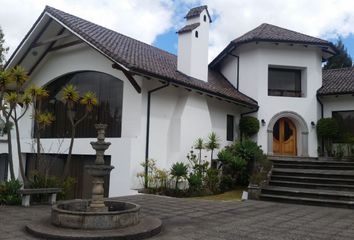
{"left": 332, "top": 110, "right": 354, "bottom": 143}
{"left": 226, "top": 114, "right": 235, "bottom": 141}
{"left": 268, "top": 67, "right": 302, "bottom": 97}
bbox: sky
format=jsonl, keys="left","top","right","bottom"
{"left": 0, "top": 0, "right": 354, "bottom": 63}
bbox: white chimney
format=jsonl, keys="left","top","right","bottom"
{"left": 177, "top": 6, "right": 211, "bottom": 82}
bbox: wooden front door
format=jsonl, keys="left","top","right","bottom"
{"left": 273, "top": 118, "right": 297, "bottom": 156}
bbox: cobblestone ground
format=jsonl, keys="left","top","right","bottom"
{"left": 1, "top": 195, "right": 354, "bottom": 240}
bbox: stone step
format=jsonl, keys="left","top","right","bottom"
{"left": 267, "top": 156, "right": 318, "bottom": 161}
{"left": 273, "top": 163, "right": 354, "bottom": 170}
{"left": 260, "top": 194, "right": 354, "bottom": 209}
{"left": 261, "top": 186, "right": 354, "bottom": 201}
{"left": 272, "top": 168, "right": 354, "bottom": 179}
{"left": 271, "top": 175, "right": 354, "bottom": 185}
{"left": 269, "top": 180, "right": 354, "bottom": 191}
{"left": 271, "top": 159, "right": 354, "bottom": 166}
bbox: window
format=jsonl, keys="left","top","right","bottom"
{"left": 332, "top": 111, "right": 354, "bottom": 142}
{"left": 195, "top": 31, "right": 198, "bottom": 38}
{"left": 227, "top": 115, "right": 234, "bottom": 141}
{"left": 203, "top": 15, "right": 207, "bottom": 22}
{"left": 40, "top": 71, "right": 123, "bottom": 138}
{"left": 268, "top": 67, "right": 301, "bottom": 97}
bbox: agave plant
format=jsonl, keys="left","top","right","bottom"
{"left": 170, "top": 162, "right": 188, "bottom": 190}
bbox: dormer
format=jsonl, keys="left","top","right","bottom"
{"left": 177, "top": 6, "right": 211, "bottom": 82}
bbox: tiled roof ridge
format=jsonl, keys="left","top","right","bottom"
{"left": 44, "top": 5, "right": 177, "bottom": 59}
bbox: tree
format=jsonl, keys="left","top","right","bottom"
{"left": 194, "top": 138, "right": 204, "bottom": 164}
{"left": 323, "top": 38, "right": 353, "bottom": 70}
{"left": 0, "top": 26, "right": 9, "bottom": 69}
{"left": 239, "top": 116, "right": 260, "bottom": 138}
{"left": 26, "top": 85, "right": 53, "bottom": 170}
{"left": 61, "top": 84, "right": 98, "bottom": 178}
{"left": 4, "top": 66, "right": 32, "bottom": 185}
{"left": 205, "top": 132, "right": 220, "bottom": 161}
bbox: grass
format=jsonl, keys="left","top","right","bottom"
{"left": 191, "top": 187, "right": 246, "bottom": 201}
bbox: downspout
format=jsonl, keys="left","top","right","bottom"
{"left": 316, "top": 94, "right": 324, "bottom": 154}
{"left": 145, "top": 82, "right": 170, "bottom": 188}
{"left": 240, "top": 107, "right": 259, "bottom": 142}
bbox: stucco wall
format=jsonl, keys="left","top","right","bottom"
{"left": 322, "top": 95, "right": 354, "bottom": 118}
{"left": 228, "top": 43, "right": 323, "bottom": 156}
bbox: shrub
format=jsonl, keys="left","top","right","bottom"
{"left": 219, "top": 175, "right": 235, "bottom": 192}
{"left": 239, "top": 116, "right": 260, "bottom": 138}
{"left": 0, "top": 179, "right": 22, "bottom": 205}
{"left": 188, "top": 173, "right": 203, "bottom": 192}
{"left": 29, "top": 171, "right": 75, "bottom": 201}
{"left": 205, "top": 168, "right": 219, "bottom": 193}
{"left": 317, "top": 118, "right": 339, "bottom": 156}
{"left": 170, "top": 162, "right": 188, "bottom": 190}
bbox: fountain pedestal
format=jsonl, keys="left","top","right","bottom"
{"left": 26, "top": 124, "right": 162, "bottom": 239}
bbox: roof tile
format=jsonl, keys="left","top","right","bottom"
{"left": 319, "top": 67, "right": 354, "bottom": 95}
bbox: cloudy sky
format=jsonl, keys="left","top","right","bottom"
{"left": 1, "top": 0, "right": 354, "bottom": 62}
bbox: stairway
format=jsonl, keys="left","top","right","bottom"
{"left": 260, "top": 156, "right": 354, "bottom": 208}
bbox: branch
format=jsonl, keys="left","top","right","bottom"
{"left": 74, "top": 111, "right": 89, "bottom": 127}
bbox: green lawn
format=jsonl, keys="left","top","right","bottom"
{"left": 192, "top": 187, "right": 246, "bottom": 201}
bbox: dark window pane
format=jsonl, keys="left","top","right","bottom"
{"left": 39, "top": 71, "right": 123, "bottom": 138}
{"left": 273, "top": 120, "right": 280, "bottom": 141}
{"left": 227, "top": 115, "right": 234, "bottom": 141}
{"left": 284, "top": 121, "right": 293, "bottom": 141}
{"left": 268, "top": 68, "right": 301, "bottom": 97}
{"left": 332, "top": 111, "right": 354, "bottom": 142}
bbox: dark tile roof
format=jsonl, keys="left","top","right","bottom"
{"left": 318, "top": 67, "right": 354, "bottom": 95}
{"left": 210, "top": 23, "right": 337, "bottom": 67}
{"left": 177, "top": 23, "right": 200, "bottom": 34}
{"left": 185, "top": 5, "right": 212, "bottom": 23}
{"left": 233, "top": 23, "right": 331, "bottom": 46}
{"left": 44, "top": 6, "right": 256, "bottom": 107}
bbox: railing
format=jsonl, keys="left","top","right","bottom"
{"left": 268, "top": 89, "right": 302, "bottom": 97}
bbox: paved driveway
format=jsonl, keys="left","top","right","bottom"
{"left": 1, "top": 194, "right": 354, "bottom": 240}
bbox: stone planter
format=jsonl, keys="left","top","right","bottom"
{"left": 248, "top": 184, "right": 261, "bottom": 200}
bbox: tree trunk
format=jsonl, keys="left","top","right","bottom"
{"left": 35, "top": 123, "right": 41, "bottom": 171}
{"left": 6, "top": 127, "right": 15, "bottom": 180}
{"left": 199, "top": 150, "right": 202, "bottom": 165}
{"left": 63, "top": 126, "right": 76, "bottom": 178}
{"left": 175, "top": 176, "right": 179, "bottom": 190}
{"left": 14, "top": 113, "right": 28, "bottom": 186}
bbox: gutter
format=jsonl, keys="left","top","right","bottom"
{"left": 316, "top": 94, "right": 324, "bottom": 118}
{"left": 144, "top": 82, "right": 170, "bottom": 188}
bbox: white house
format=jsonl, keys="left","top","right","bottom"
{"left": 1, "top": 5, "right": 354, "bottom": 197}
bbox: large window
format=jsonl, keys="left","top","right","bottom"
{"left": 332, "top": 111, "right": 354, "bottom": 142}
{"left": 40, "top": 71, "right": 123, "bottom": 138}
{"left": 268, "top": 68, "right": 301, "bottom": 97}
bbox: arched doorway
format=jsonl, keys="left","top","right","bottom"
{"left": 273, "top": 118, "right": 297, "bottom": 155}
{"left": 267, "top": 111, "right": 309, "bottom": 157}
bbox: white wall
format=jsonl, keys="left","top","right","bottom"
{"left": 177, "top": 9, "right": 209, "bottom": 81}
{"left": 322, "top": 95, "right": 354, "bottom": 117}
{"left": 220, "top": 55, "right": 238, "bottom": 88}
{"left": 225, "top": 43, "right": 323, "bottom": 156}
{"left": 15, "top": 44, "right": 143, "bottom": 196}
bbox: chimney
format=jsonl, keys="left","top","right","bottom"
{"left": 177, "top": 6, "right": 211, "bottom": 82}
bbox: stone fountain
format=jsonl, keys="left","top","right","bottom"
{"left": 26, "top": 124, "right": 162, "bottom": 239}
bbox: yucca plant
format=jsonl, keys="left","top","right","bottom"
{"left": 10, "top": 66, "right": 29, "bottom": 87}
{"left": 0, "top": 69, "right": 15, "bottom": 180}
{"left": 205, "top": 132, "right": 220, "bottom": 162}
{"left": 194, "top": 138, "right": 205, "bottom": 164}
{"left": 62, "top": 85, "right": 98, "bottom": 178}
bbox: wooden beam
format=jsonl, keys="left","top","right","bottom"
{"left": 28, "top": 27, "right": 66, "bottom": 75}
{"left": 32, "top": 33, "right": 72, "bottom": 48}
{"left": 112, "top": 63, "right": 142, "bottom": 93}
{"left": 17, "top": 18, "right": 53, "bottom": 66}
{"left": 48, "top": 40, "right": 83, "bottom": 52}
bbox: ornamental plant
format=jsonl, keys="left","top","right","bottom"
{"left": 316, "top": 118, "right": 339, "bottom": 156}
{"left": 170, "top": 162, "right": 188, "bottom": 190}
{"left": 239, "top": 116, "right": 260, "bottom": 138}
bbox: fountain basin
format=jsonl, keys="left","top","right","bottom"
{"left": 52, "top": 199, "right": 140, "bottom": 230}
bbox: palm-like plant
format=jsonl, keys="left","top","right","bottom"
{"left": 170, "top": 162, "right": 188, "bottom": 190}
{"left": 194, "top": 138, "right": 204, "bottom": 164}
{"left": 62, "top": 85, "right": 98, "bottom": 178}
{"left": 10, "top": 66, "right": 29, "bottom": 87}
{"left": 206, "top": 132, "right": 220, "bottom": 161}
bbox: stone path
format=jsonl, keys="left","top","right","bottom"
{"left": 1, "top": 194, "right": 354, "bottom": 239}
